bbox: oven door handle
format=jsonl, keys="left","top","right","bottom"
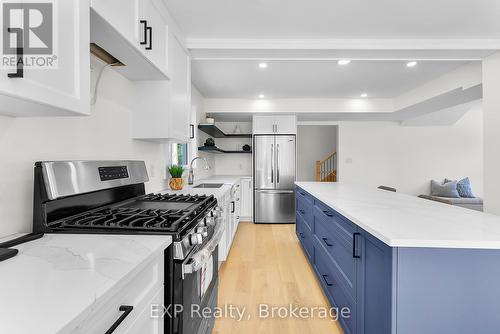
{"left": 182, "top": 217, "right": 225, "bottom": 277}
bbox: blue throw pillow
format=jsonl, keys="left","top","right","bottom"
{"left": 445, "top": 177, "right": 475, "bottom": 198}
{"left": 431, "top": 180, "right": 460, "bottom": 198}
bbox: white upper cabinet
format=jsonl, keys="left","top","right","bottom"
{"left": 90, "top": 0, "right": 169, "bottom": 80}
{"left": 0, "top": 0, "right": 90, "bottom": 117}
{"left": 131, "top": 32, "right": 191, "bottom": 143}
{"left": 168, "top": 35, "right": 190, "bottom": 142}
{"left": 253, "top": 115, "right": 297, "bottom": 134}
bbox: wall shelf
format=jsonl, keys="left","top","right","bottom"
{"left": 198, "top": 124, "right": 252, "bottom": 138}
{"left": 198, "top": 146, "right": 252, "bottom": 154}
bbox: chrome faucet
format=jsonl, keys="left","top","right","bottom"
{"left": 188, "top": 157, "right": 210, "bottom": 185}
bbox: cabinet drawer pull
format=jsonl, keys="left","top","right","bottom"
{"left": 7, "top": 28, "right": 23, "bottom": 78}
{"left": 231, "top": 201, "right": 235, "bottom": 213}
{"left": 322, "top": 210, "right": 334, "bottom": 217}
{"left": 146, "top": 26, "right": 153, "bottom": 50}
{"left": 299, "top": 209, "right": 306, "bottom": 215}
{"left": 353, "top": 232, "right": 361, "bottom": 259}
{"left": 189, "top": 124, "right": 195, "bottom": 139}
{"left": 105, "top": 305, "right": 134, "bottom": 334}
{"left": 322, "top": 274, "right": 334, "bottom": 287}
{"left": 299, "top": 232, "right": 305, "bottom": 239}
{"left": 139, "top": 20, "right": 148, "bottom": 45}
{"left": 322, "top": 237, "right": 333, "bottom": 247}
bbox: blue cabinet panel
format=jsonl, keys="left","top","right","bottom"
{"left": 296, "top": 212, "right": 314, "bottom": 262}
{"left": 314, "top": 201, "right": 356, "bottom": 245}
{"left": 314, "top": 216, "right": 357, "bottom": 300}
{"left": 315, "top": 244, "right": 357, "bottom": 334}
{"left": 356, "top": 230, "right": 393, "bottom": 334}
{"left": 296, "top": 190, "right": 313, "bottom": 231}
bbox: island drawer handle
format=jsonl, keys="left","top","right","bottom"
{"left": 299, "top": 232, "right": 305, "bottom": 239}
{"left": 299, "top": 209, "right": 306, "bottom": 214}
{"left": 322, "top": 274, "right": 334, "bottom": 287}
{"left": 353, "top": 232, "right": 361, "bottom": 259}
{"left": 322, "top": 237, "right": 333, "bottom": 247}
{"left": 323, "top": 210, "right": 334, "bottom": 217}
{"left": 105, "top": 305, "right": 134, "bottom": 334}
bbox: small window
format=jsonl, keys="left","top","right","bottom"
{"left": 170, "top": 143, "right": 189, "bottom": 166}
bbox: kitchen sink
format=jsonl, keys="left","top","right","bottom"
{"left": 193, "top": 183, "right": 224, "bottom": 189}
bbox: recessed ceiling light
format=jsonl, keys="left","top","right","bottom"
{"left": 259, "top": 62, "right": 268, "bottom": 69}
{"left": 259, "top": 94, "right": 265, "bottom": 99}
{"left": 338, "top": 59, "right": 351, "bottom": 65}
{"left": 406, "top": 61, "right": 418, "bottom": 67}
{"left": 360, "top": 93, "right": 368, "bottom": 98}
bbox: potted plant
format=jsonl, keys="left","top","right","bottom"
{"left": 168, "top": 165, "right": 185, "bottom": 190}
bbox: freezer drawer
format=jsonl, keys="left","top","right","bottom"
{"left": 254, "top": 190, "right": 295, "bottom": 224}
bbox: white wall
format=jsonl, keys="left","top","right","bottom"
{"left": 297, "top": 125, "right": 338, "bottom": 181}
{"left": 211, "top": 122, "right": 252, "bottom": 175}
{"left": 0, "top": 61, "right": 169, "bottom": 238}
{"left": 338, "top": 104, "right": 483, "bottom": 196}
{"left": 191, "top": 86, "right": 215, "bottom": 180}
{"left": 483, "top": 52, "right": 500, "bottom": 215}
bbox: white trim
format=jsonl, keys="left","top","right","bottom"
{"left": 186, "top": 38, "right": 500, "bottom": 50}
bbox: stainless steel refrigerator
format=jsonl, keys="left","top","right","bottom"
{"left": 253, "top": 135, "right": 296, "bottom": 224}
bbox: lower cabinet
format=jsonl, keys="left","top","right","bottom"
{"left": 296, "top": 187, "right": 393, "bottom": 334}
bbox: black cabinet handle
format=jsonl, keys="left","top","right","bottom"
{"left": 139, "top": 20, "right": 148, "bottom": 45}
{"left": 323, "top": 210, "right": 334, "bottom": 217}
{"left": 322, "top": 237, "right": 333, "bottom": 247}
{"left": 7, "top": 28, "right": 23, "bottom": 78}
{"left": 146, "top": 26, "right": 153, "bottom": 50}
{"left": 322, "top": 274, "right": 334, "bottom": 287}
{"left": 299, "top": 209, "right": 306, "bottom": 215}
{"left": 189, "top": 124, "right": 195, "bottom": 139}
{"left": 298, "top": 232, "right": 304, "bottom": 239}
{"left": 105, "top": 305, "right": 133, "bottom": 334}
{"left": 231, "top": 201, "right": 235, "bottom": 213}
{"left": 353, "top": 232, "right": 361, "bottom": 258}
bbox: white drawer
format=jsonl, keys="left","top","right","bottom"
{"left": 70, "top": 254, "right": 164, "bottom": 334}
{"left": 125, "top": 288, "right": 164, "bottom": 334}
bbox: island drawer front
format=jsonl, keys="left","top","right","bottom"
{"left": 315, "top": 245, "right": 356, "bottom": 334}
{"left": 71, "top": 254, "right": 164, "bottom": 334}
{"left": 296, "top": 188, "right": 313, "bottom": 228}
{"left": 314, "top": 221, "right": 356, "bottom": 299}
{"left": 314, "top": 203, "right": 355, "bottom": 247}
{"left": 296, "top": 213, "right": 314, "bottom": 262}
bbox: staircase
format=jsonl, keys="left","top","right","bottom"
{"left": 316, "top": 151, "right": 337, "bottom": 182}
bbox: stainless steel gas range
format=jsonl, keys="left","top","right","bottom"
{"left": 32, "top": 160, "right": 224, "bottom": 334}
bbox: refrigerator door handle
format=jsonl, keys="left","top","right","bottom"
{"left": 277, "top": 143, "right": 280, "bottom": 183}
{"left": 255, "top": 190, "right": 294, "bottom": 194}
{"left": 271, "top": 144, "right": 274, "bottom": 183}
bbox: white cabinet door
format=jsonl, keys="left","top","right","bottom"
{"left": 90, "top": 0, "right": 141, "bottom": 45}
{"left": 274, "top": 115, "right": 297, "bottom": 134}
{"left": 168, "top": 34, "right": 190, "bottom": 142}
{"left": 0, "top": 0, "right": 90, "bottom": 117}
{"left": 240, "top": 177, "right": 253, "bottom": 219}
{"left": 140, "top": 0, "right": 168, "bottom": 74}
{"left": 252, "top": 116, "right": 275, "bottom": 134}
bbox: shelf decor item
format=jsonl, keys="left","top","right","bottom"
{"left": 243, "top": 144, "right": 251, "bottom": 152}
{"left": 168, "top": 165, "right": 185, "bottom": 190}
{"left": 204, "top": 137, "right": 216, "bottom": 147}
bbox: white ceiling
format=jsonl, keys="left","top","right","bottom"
{"left": 164, "top": 0, "right": 500, "bottom": 39}
{"left": 192, "top": 60, "right": 469, "bottom": 99}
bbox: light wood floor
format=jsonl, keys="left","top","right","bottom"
{"left": 213, "top": 222, "right": 343, "bottom": 334}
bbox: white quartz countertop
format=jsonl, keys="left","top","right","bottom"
{"left": 161, "top": 175, "right": 250, "bottom": 199}
{"left": 0, "top": 234, "right": 171, "bottom": 334}
{"left": 296, "top": 182, "right": 500, "bottom": 249}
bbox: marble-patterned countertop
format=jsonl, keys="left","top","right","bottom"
{"left": 296, "top": 182, "right": 500, "bottom": 249}
{"left": 0, "top": 234, "right": 171, "bottom": 334}
{"left": 161, "top": 175, "right": 251, "bottom": 199}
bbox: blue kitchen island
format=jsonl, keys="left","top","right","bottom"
{"left": 295, "top": 182, "right": 500, "bottom": 334}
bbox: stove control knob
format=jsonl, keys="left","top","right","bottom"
{"left": 196, "top": 227, "right": 208, "bottom": 237}
{"left": 190, "top": 233, "right": 203, "bottom": 246}
{"left": 205, "top": 216, "right": 215, "bottom": 226}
